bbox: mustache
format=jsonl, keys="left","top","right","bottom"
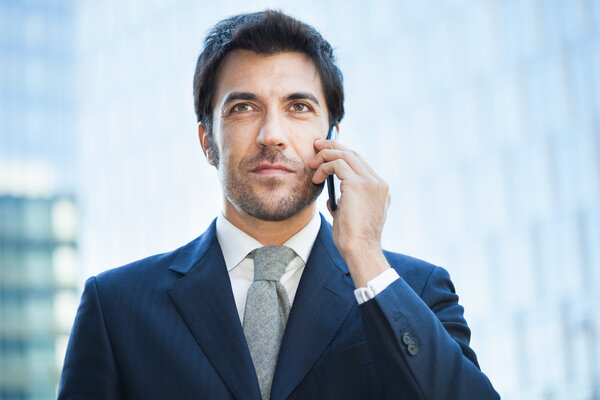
{"left": 241, "top": 147, "right": 304, "bottom": 169}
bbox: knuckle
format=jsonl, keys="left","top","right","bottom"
{"left": 334, "top": 159, "right": 346, "bottom": 168}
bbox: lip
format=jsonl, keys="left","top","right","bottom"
{"left": 251, "top": 163, "right": 294, "bottom": 175}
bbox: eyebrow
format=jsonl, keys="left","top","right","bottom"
{"left": 285, "top": 92, "right": 320, "bottom": 106}
{"left": 221, "top": 92, "right": 259, "bottom": 113}
{"left": 221, "top": 91, "right": 321, "bottom": 113}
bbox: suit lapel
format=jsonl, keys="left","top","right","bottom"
{"left": 167, "top": 220, "right": 261, "bottom": 400}
{"left": 270, "top": 216, "right": 356, "bottom": 400}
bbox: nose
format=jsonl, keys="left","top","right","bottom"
{"left": 256, "top": 111, "right": 288, "bottom": 149}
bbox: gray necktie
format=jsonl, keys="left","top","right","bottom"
{"left": 243, "top": 245, "right": 296, "bottom": 400}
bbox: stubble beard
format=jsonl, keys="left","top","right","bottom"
{"left": 219, "top": 147, "right": 324, "bottom": 221}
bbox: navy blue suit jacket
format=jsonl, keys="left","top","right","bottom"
{"left": 58, "top": 215, "right": 499, "bottom": 399}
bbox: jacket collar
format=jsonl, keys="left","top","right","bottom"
{"left": 168, "top": 219, "right": 262, "bottom": 399}
{"left": 270, "top": 214, "right": 356, "bottom": 399}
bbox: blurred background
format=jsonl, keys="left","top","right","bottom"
{"left": 1, "top": 0, "right": 599, "bottom": 398}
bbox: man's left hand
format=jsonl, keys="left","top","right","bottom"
{"left": 310, "top": 139, "right": 391, "bottom": 288}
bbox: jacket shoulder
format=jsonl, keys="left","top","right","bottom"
{"left": 92, "top": 219, "right": 218, "bottom": 290}
{"left": 96, "top": 247, "right": 180, "bottom": 282}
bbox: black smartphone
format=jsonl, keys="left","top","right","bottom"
{"left": 326, "top": 125, "right": 339, "bottom": 211}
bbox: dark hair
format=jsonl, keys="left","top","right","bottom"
{"left": 193, "top": 10, "right": 344, "bottom": 134}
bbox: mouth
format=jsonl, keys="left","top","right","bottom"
{"left": 251, "top": 163, "right": 295, "bottom": 176}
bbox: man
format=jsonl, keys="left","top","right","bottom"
{"left": 58, "top": 10, "right": 499, "bottom": 400}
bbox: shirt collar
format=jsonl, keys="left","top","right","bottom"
{"left": 216, "top": 212, "right": 321, "bottom": 272}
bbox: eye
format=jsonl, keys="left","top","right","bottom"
{"left": 289, "top": 103, "right": 312, "bottom": 113}
{"left": 231, "top": 103, "right": 255, "bottom": 113}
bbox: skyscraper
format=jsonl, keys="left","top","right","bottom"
{"left": 0, "top": 194, "right": 78, "bottom": 399}
{"left": 0, "top": 1, "right": 79, "bottom": 398}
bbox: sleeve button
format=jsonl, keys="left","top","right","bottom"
{"left": 407, "top": 343, "right": 419, "bottom": 356}
{"left": 402, "top": 332, "right": 412, "bottom": 345}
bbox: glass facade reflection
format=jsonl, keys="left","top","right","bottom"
{"left": 0, "top": 196, "right": 78, "bottom": 400}
{"left": 0, "top": 1, "right": 78, "bottom": 399}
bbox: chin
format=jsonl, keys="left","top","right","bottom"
{"left": 227, "top": 182, "right": 324, "bottom": 222}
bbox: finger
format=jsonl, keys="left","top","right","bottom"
{"left": 312, "top": 158, "right": 358, "bottom": 185}
{"left": 312, "top": 142, "right": 376, "bottom": 178}
{"left": 309, "top": 148, "right": 374, "bottom": 180}
{"left": 314, "top": 140, "right": 379, "bottom": 178}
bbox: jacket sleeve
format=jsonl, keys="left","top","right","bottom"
{"left": 358, "top": 266, "right": 500, "bottom": 399}
{"left": 57, "top": 276, "right": 126, "bottom": 399}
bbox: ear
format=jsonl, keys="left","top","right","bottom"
{"left": 198, "top": 123, "right": 216, "bottom": 166}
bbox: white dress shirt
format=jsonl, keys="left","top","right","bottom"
{"left": 215, "top": 213, "right": 399, "bottom": 323}
{"left": 216, "top": 213, "right": 321, "bottom": 323}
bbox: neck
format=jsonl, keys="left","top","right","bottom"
{"left": 223, "top": 200, "right": 317, "bottom": 245}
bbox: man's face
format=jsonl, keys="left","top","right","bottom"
{"left": 206, "top": 50, "right": 330, "bottom": 221}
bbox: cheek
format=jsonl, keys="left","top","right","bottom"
{"left": 295, "top": 130, "right": 324, "bottom": 162}
{"left": 290, "top": 136, "right": 316, "bottom": 161}
{"left": 219, "top": 145, "right": 242, "bottom": 169}
{"left": 218, "top": 129, "right": 250, "bottom": 161}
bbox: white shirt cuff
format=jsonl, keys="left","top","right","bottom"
{"left": 354, "top": 268, "right": 400, "bottom": 304}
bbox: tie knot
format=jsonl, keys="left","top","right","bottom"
{"left": 251, "top": 245, "right": 296, "bottom": 282}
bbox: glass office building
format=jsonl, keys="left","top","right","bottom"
{"left": 0, "top": 0, "right": 77, "bottom": 194}
{"left": 0, "top": 1, "right": 78, "bottom": 399}
{"left": 0, "top": 195, "right": 78, "bottom": 399}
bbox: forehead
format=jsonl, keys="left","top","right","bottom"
{"left": 213, "top": 50, "right": 325, "bottom": 105}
